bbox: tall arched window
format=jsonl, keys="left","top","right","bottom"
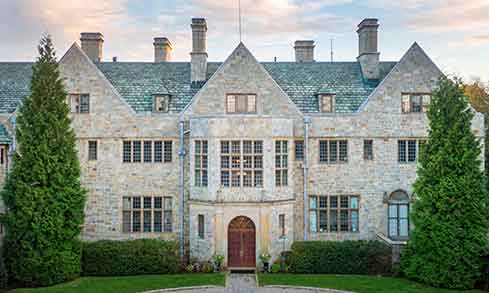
{"left": 388, "top": 190, "right": 410, "bottom": 240}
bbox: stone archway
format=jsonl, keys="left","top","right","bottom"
{"left": 228, "top": 216, "right": 256, "bottom": 268}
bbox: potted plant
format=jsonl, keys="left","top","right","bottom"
{"left": 212, "top": 254, "right": 225, "bottom": 272}
{"left": 259, "top": 253, "right": 271, "bottom": 272}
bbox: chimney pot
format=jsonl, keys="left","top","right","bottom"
{"left": 191, "top": 18, "right": 208, "bottom": 85}
{"left": 357, "top": 18, "right": 380, "bottom": 80}
{"left": 154, "top": 37, "right": 172, "bottom": 62}
{"left": 294, "top": 40, "right": 315, "bottom": 63}
{"left": 80, "top": 32, "right": 104, "bottom": 62}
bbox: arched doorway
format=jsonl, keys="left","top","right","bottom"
{"left": 228, "top": 216, "right": 256, "bottom": 268}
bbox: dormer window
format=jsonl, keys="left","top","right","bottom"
{"left": 153, "top": 95, "right": 170, "bottom": 113}
{"left": 226, "top": 94, "right": 256, "bottom": 113}
{"left": 320, "top": 94, "right": 335, "bottom": 113}
{"left": 401, "top": 94, "right": 431, "bottom": 113}
{"left": 69, "top": 94, "right": 90, "bottom": 113}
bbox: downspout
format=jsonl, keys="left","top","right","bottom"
{"left": 303, "top": 116, "right": 311, "bottom": 241}
{"left": 178, "top": 119, "right": 186, "bottom": 260}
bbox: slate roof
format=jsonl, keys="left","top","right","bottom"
{"left": 0, "top": 61, "right": 397, "bottom": 114}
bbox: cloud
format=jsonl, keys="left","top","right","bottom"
{"left": 409, "top": 0, "right": 489, "bottom": 32}
{"left": 366, "top": 0, "right": 434, "bottom": 9}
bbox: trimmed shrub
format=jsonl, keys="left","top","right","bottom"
{"left": 0, "top": 250, "right": 7, "bottom": 290}
{"left": 270, "top": 263, "right": 281, "bottom": 273}
{"left": 81, "top": 239, "right": 179, "bottom": 276}
{"left": 289, "top": 240, "right": 391, "bottom": 275}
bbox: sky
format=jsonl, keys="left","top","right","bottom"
{"left": 1, "top": 0, "right": 488, "bottom": 81}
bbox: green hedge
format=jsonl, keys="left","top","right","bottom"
{"left": 81, "top": 239, "right": 180, "bottom": 276}
{"left": 289, "top": 240, "right": 392, "bottom": 275}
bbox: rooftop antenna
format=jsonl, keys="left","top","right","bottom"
{"left": 238, "top": 0, "right": 242, "bottom": 42}
{"left": 330, "top": 38, "right": 334, "bottom": 62}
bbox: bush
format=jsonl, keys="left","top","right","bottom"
{"left": 270, "top": 263, "right": 281, "bottom": 274}
{"left": 289, "top": 241, "right": 391, "bottom": 275}
{"left": 201, "top": 262, "right": 214, "bottom": 273}
{"left": 0, "top": 250, "right": 7, "bottom": 290}
{"left": 81, "top": 239, "right": 179, "bottom": 276}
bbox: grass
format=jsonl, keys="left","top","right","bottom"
{"left": 258, "top": 274, "right": 482, "bottom": 293}
{"left": 10, "top": 274, "right": 226, "bottom": 293}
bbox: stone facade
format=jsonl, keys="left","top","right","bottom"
{"left": 0, "top": 17, "right": 484, "bottom": 268}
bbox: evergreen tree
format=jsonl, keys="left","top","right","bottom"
{"left": 401, "top": 76, "right": 489, "bottom": 289}
{"left": 1, "top": 35, "right": 86, "bottom": 287}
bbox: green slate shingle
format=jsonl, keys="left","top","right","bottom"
{"left": 0, "top": 61, "right": 397, "bottom": 114}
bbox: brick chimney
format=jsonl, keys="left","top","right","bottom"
{"left": 294, "top": 40, "right": 315, "bottom": 63}
{"left": 154, "top": 37, "right": 172, "bottom": 62}
{"left": 190, "top": 18, "right": 208, "bottom": 85}
{"left": 357, "top": 19, "right": 380, "bottom": 80}
{"left": 80, "top": 32, "right": 104, "bottom": 63}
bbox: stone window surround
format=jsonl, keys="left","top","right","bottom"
{"left": 294, "top": 140, "right": 304, "bottom": 161}
{"left": 386, "top": 190, "right": 411, "bottom": 241}
{"left": 88, "top": 140, "right": 97, "bottom": 161}
{"left": 309, "top": 194, "right": 360, "bottom": 233}
{"left": 363, "top": 139, "right": 373, "bottom": 161}
{"left": 122, "top": 140, "right": 173, "bottom": 163}
{"left": 226, "top": 93, "right": 257, "bottom": 114}
{"left": 275, "top": 140, "right": 288, "bottom": 187}
{"left": 220, "top": 140, "right": 263, "bottom": 188}
{"left": 401, "top": 93, "right": 431, "bottom": 113}
{"left": 319, "top": 93, "right": 335, "bottom": 113}
{"left": 319, "top": 139, "right": 348, "bottom": 164}
{"left": 69, "top": 93, "right": 90, "bottom": 113}
{"left": 398, "top": 139, "right": 426, "bottom": 164}
{"left": 194, "top": 140, "right": 208, "bottom": 187}
{"left": 122, "top": 196, "right": 173, "bottom": 233}
{"left": 153, "top": 95, "right": 170, "bottom": 113}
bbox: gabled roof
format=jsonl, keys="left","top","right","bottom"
{"left": 0, "top": 60, "right": 397, "bottom": 114}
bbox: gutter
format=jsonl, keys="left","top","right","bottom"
{"left": 178, "top": 119, "right": 187, "bottom": 260}
{"left": 303, "top": 116, "right": 311, "bottom": 240}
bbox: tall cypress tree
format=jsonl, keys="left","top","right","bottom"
{"left": 401, "top": 77, "right": 489, "bottom": 289}
{"left": 1, "top": 35, "right": 86, "bottom": 287}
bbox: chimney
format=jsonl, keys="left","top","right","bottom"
{"left": 357, "top": 19, "right": 380, "bottom": 80}
{"left": 80, "top": 32, "right": 104, "bottom": 63}
{"left": 294, "top": 40, "right": 315, "bottom": 63}
{"left": 154, "top": 37, "right": 172, "bottom": 62}
{"left": 190, "top": 18, "right": 208, "bottom": 85}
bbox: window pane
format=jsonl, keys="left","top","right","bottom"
{"left": 227, "top": 95, "right": 236, "bottom": 113}
{"left": 340, "top": 210, "right": 349, "bottom": 231}
{"left": 389, "top": 204, "right": 398, "bottom": 218}
{"left": 351, "top": 211, "right": 359, "bottom": 232}
{"left": 164, "top": 197, "right": 172, "bottom": 210}
{"left": 340, "top": 196, "right": 349, "bottom": 208}
{"left": 398, "top": 140, "right": 406, "bottom": 162}
{"left": 133, "top": 141, "right": 141, "bottom": 162}
{"left": 221, "top": 156, "right": 229, "bottom": 169}
{"left": 80, "top": 94, "right": 90, "bottom": 113}
{"left": 399, "top": 204, "right": 408, "bottom": 218}
{"left": 154, "top": 197, "right": 162, "bottom": 209}
{"left": 243, "top": 156, "right": 252, "bottom": 168}
{"left": 411, "top": 95, "right": 421, "bottom": 112}
{"left": 319, "top": 210, "right": 327, "bottom": 232}
{"left": 143, "top": 211, "right": 151, "bottom": 232}
{"left": 164, "top": 211, "right": 172, "bottom": 232}
{"left": 408, "top": 140, "right": 417, "bottom": 162}
{"left": 123, "top": 211, "right": 131, "bottom": 233}
{"left": 363, "top": 140, "right": 373, "bottom": 160}
{"left": 310, "top": 210, "right": 317, "bottom": 232}
{"left": 422, "top": 95, "right": 431, "bottom": 112}
{"left": 143, "top": 197, "right": 152, "bottom": 209}
{"left": 231, "top": 171, "right": 240, "bottom": 187}
{"left": 330, "top": 196, "right": 338, "bottom": 208}
{"left": 164, "top": 141, "right": 172, "bottom": 162}
{"left": 350, "top": 196, "right": 358, "bottom": 209}
{"left": 123, "top": 197, "right": 131, "bottom": 209}
{"left": 243, "top": 171, "right": 252, "bottom": 187}
{"left": 254, "top": 170, "right": 263, "bottom": 187}
{"left": 389, "top": 219, "right": 398, "bottom": 237}
{"left": 319, "top": 141, "right": 328, "bottom": 162}
{"left": 401, "top": 94, "right": 410, "bottom": 113}
{"left": 232, "top": 141, "right": 240, "bottom": 153}
{"left": 310, "top": 196, "right": 317, "bottom": 209}
{"left": 198, "top": 214, "right": 205, "bottom": 238}
{"left": 154, "top": 211, "right": 162, "bottom": 232}
{"left": 319, "top": 196, "right": 327, "bottom": 208}
{"left": 295, "top": 140, "right": 304, "bottom": 160}
{"left": 236, "top": 95, "right": 247, "bottom": 112}
{"left": 321, "top": 95, "right": 332, "bottom": 112}
{"left": 154, "top": 141, "right": 163, "bottom": 162}
{"left": 329, "top": 141, "right": 337, "bottom": 162}
{"left": 133, "top": 197, "right": 141, "bottom": 209}
{"left": 88, "top": 141, "right": 97, "bottom": 161}
{"left": 254, "top": 156, "right": 262, "bottom": 169}
{"left": 254, "top": 141, "right": 263, "bottom": 154}
{"left": 247, "top": 95, "right": 256, "bottom": 112}
{"left": 132, "top": 211, "right": 141, "bottom": 232}
{"left": 339, "top": 141, "right": 348, "bottom": 162}
{"left": 399, "top": 219, "right": 409, "bottom": 236}
{"left": 221, "top": 141, "right": 230, "bottom": 154}
{"left": 144, "top": 141, "right": 152, "bottom": 162}
{"left": 243, "top": 141, "right": 253, "bottom": 154}
{"left": 329, "top": 210, "right": 338, "bottom": 232}
{"left": 123, "top": 141, "right": 131, "bottom": 163}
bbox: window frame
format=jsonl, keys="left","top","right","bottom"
{"left": 122, "top": 196, "right": 172, "bottom": 233}
{"left": 88, "top": 140, "right": 97, "bottom": 161}
{"left": 69, "top": 93, "right": 90, "bottom": 114}
{"left": 363, "top": 139, "right": 373, "bottom": 161}
{"left": 401, "top": 93, "right": 432, "bottom": 113}
{"left": 294, "top": 140, "right": 304, "bottom": 161}
{"left": 398, "top": 139, "right": 426, "bottom": 163}
{"left": 198, "top": 214, "right": 205, "bottom": 239}
{"left": 226, "top": 93, "right": 257, "bottom": 114}
{"left": 153, "top": 95, "right": 170, "bottom": 113}
{"left": 319, "top": 94, "right": 335, "bottom": 113}
{"left": 279, "top": 214, "right": 285, "bottom": 237}
{"left": 275, "top": 140, "right": 288, "bottom": 187}
{"left": 319, "top": 140, "right": 348, "bottom": 164}
{"left": 220, "top": 140, "right": 263, "bottom": 188}
{"left": 388, "top": 202, "right": 410, "bottom": 241}
{"left": 194, "top": 140, "right": 208, "bottom": 187}
{"left": 309, "top": 195, "right": 360, "bottom": 233}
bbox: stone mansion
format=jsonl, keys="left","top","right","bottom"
{"left": 0, "top": 17, "right": 484, "bottom": 268}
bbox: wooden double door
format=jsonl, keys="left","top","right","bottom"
{"left": 228, "top": 216, "right": 256, "bottom": 267}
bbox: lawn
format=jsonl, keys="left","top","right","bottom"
{"left": 258, "top": 274, "right": 482, "bottom": 293}
{"left": 10, "top": 274, "right": 226, "bottom": 293}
